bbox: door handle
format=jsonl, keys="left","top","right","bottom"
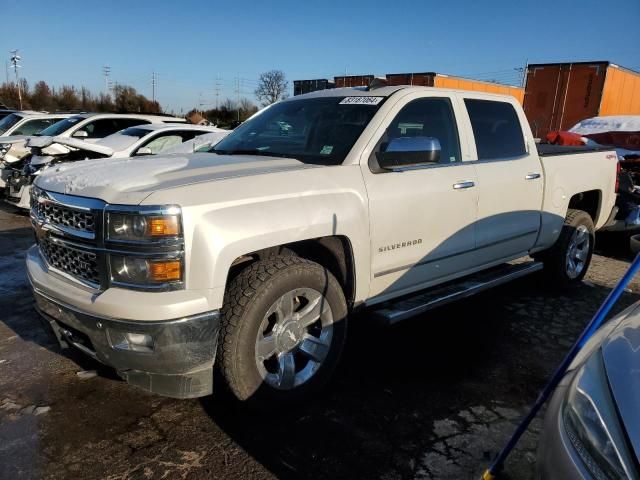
{"left": 525, "top": 173, "right": 541, "bottom": 180}
{"left": 453, "top": 181, "right": 475, "bottom": 190}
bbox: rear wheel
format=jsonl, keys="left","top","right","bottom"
{"left": 218, "top": 256, "right": 347, "bottom": 406}
{"left": 537, "top": 209, "right": 594, "bottom": 287}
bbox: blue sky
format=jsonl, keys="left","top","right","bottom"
{"left": 3, "top": 0, "right": 639, "bottom": 113}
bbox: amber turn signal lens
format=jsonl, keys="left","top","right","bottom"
{"left": 149, "top": 260, "right": 182, "bottom": 282}
{"left": 149, "top": 216, "right": 180, "bottom": 236}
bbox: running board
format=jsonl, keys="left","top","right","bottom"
{"left": 371, "top": 261, "right": 543, "bottom": 326}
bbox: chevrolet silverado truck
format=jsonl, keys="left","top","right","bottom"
{"left": 26, "top": 86, "right": 618, "bottom": 405}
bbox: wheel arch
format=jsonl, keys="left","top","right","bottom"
{"left": 567, "top": 189, "right": 601, "bottom": 225}
{"left": 227, "top": 236, "right": 357, "bottom": 308}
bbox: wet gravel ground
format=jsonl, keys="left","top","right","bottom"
{"left": 1, "top": 203, "right": 639, "bottom": 480}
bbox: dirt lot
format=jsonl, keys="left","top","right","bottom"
{"left": 1, "top": 203, "right": 638, "bottom": 480}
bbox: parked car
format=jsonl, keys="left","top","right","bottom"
{"left": 27, "top": 86, "right": 617, "bottom": 405}
{"left": 3, "top": 112, "right": 186, "bottom": 207}
{"left": 0, "top": 111, "right": 72, "bottom": 138}
{"left": 57, "top": 124, "right": 230, "bottom": 159}
{"left": 160, "top": 130, "right": 232, "bottom": 154}
{"left": 0, "top": 107, "right": 19, "bottom": 121}
{"left": 0, "top": 112, "right": 73, "bottom": 188}
{"left": 537, "top": 301, "right": 640, "bottom": 479}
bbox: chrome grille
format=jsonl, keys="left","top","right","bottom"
{"left": 31, "top": 192, "right": 96, "bottom": 235}
{"left": 39, "top": 238, "right": 100, "bottom": 285}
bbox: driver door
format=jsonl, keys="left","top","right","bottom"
{"left": 362, "top": 94, "right": 479, "bottom": 301}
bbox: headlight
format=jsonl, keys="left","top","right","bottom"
{"left": 107, "top": 208, "right": 181, "bottom": 242}
{"left": 109, "top": 255, "right": 182, "bottom": 286}
{"left": 562, "top": 351, "right": 636, "bottom": 479}
{"left": 105, "top": 206, "right": 184, "bottom": 290}
{"left": 0, "top": 143, "right": 11, "bottom": 158}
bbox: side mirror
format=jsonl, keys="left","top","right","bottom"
{"left": 136, "top": 147, "right": 153, "bottom": 156}
{"left": 376, "top": 136, "right": 441, "bottom": 170}
{"left": 72, "top": 130, "right": 89, "bottom": 138}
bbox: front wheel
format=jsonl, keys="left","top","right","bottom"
{"left": 218, "top": 256, "right": 348, "bottom": 406}
{"left": 537, "top": 209, "right": 595, "bottom": 287}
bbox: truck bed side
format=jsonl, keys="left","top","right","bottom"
{"left": 535, "top": 149, "right": 618, "bottom": 250}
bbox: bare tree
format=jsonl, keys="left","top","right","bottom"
{"left": 254, "top": 70, "right": 288, "bottom": 106}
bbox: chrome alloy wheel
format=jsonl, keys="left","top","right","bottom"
{"left": 566, "top": 225, "right": 590, "bottom": 279}
{"left": 255, "top": 287, "right": 334, "bottom": 390}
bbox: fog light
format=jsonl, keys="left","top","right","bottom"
{"left": 109, "top": 330, "right": 154, "bottom": 353}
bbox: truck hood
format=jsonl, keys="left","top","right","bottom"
{"left": 35, "top": 152, "right": 316, "bottom": 204}
{"left": 602, "top": 309, "right": 640, "bottom": 463}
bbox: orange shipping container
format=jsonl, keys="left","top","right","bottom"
{"left": 334, "top": 75, "right": 374, "bottom": 88}
{"left": 385, "top": 72, "right": 524, "bottom": 102}
{"left": 432, "top": 74, "right": 524, "bottom": 104}
{"left": 523, "top": 61, "right": 640, "bottom": 138}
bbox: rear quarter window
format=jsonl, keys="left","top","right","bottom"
{"left": 464, "top": 99, "right": 526, "bottom": 160}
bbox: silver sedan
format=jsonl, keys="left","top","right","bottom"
{"left": 538, "top": 301, "right": 640, "bottom": 479}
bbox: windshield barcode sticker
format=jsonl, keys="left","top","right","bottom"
{"left": 339, "top": 97, "right": 384, "bottom": 105}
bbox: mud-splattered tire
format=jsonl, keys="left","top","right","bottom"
{"left": 537, "top": 209, "right": 594, "bottom": 287}
{"left": 218, "top": 256, "right": 347, "bottom": 406}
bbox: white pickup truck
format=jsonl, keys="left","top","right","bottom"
{"left": 27, "top": 86, "right": 618, "bottom": 405}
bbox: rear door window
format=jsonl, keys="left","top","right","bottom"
{"left": 464, "top": 99, "right": 526, "bottom": 160}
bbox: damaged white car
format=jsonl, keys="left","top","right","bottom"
{"left": 0, "top": 112, "right": 73, "bottom": 188}
{"left": 5, "top": 123, "right": 229, "bottom": 209}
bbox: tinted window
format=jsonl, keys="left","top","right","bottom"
{"left": 80, "top": 118, "right": 150, "bottom": 138}
{"left": 114, "top": 118, "right": 151, "bottom": 131}
{"left": 0, "top": 113, "right": 22, "bottom": 135}
{"left": 384, "top": 97, "right": 461, "bottom": 164}
{"left": 119, "top": 127, "right": 151, "bottom": 139}
{"left": 464, "top": 99, "right": 525, "bottom": 160}
{"left": 38, "top": 115, "right": 85, "bottom": 136}
{"left": 12, "top": 118, "right": 62, "bottom": 136}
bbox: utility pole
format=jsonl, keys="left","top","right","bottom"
{"left": 234, "top": 75, "right": 240, "bottom": 122}
{"left": 214, "top": 75, "right": 221, "bottom": 110}
{"left": 102, "top": 66, "right": 111, "bottom": 94}
{"left": 10, "top": 50, "right": 22, "bottom": 109}
{"left": 5, "top": 61, "right": 9, "bottom": 85}
{"left": 151, "top": 71, "right": 156, "bottom": 103}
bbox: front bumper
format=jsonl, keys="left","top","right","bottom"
{"left": 30, "top": 278, "right": 220, "bottom": 399}
{"left": 5, "top": 180, "right": 30, "bottom": 209}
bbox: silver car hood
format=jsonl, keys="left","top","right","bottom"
{"left": 0, "top": 134, "right": 30, "bottom": 144}
{"left": 34, "top": 152, "right": 314, "bottom": 204}
{"left": 602, "top": 310, "right": 640, "bottom": 462}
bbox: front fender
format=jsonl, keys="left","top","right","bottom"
{"left": 154, "top": 166, "right": 371, "bottom": 310}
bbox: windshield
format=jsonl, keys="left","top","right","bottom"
{"left": 37, "top": 115, "right": 85, "bottom": 136}
{"left": 118, "top": 127, "right": 152, "bottom": 139}
{"left": 211, "top": 96, "right": 385, "bottom": 165}
{"left": 0, "top": 113, "right": 22, "bottom": 135}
